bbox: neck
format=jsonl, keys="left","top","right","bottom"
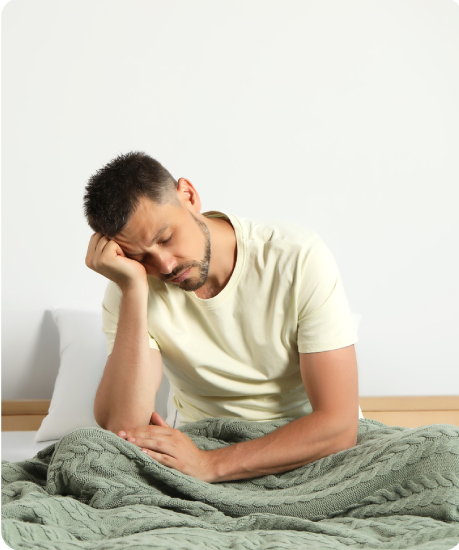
{"left": 202, "top": 216, "right": 237, "bottom": 292}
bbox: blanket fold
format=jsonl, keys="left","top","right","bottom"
{"left": 2, "top": 418, "right": 459, "bottom": 549}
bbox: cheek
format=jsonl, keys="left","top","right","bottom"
{"left": 172, "top": 241, "right": 192, "bottom": 261}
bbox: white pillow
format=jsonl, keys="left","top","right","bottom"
{"left": 35, "top": 308, "right": 173, "bottom": 442}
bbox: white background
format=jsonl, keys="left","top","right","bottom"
{"left": 1, "top": 0, "right": 458, "bottom": 399}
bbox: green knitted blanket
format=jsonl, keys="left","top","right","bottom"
{"left": 2, "top": 418, "right": 459, "bottom": 549}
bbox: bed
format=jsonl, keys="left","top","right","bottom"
{"left": 3, "top": 396, "right": 459, "bottom": 463}
{"left": 1, "top": 431, "right": 58, "bottom": 463}
{"left": 2, "top": 309, "right": 459, "bottom": 549}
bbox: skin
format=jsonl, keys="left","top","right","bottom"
{"left": 86, "top": 177, "right": 237, "bottom": 298}
{"left": 86, "top": 177, "right": 359, "bottom": 483}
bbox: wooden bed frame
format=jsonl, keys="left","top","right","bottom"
{"left": 2, "top": 396, "right": 459, "bottom": 431}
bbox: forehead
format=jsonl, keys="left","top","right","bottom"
{"left": 113, "top": 198, "right": 172, "bottom": 252}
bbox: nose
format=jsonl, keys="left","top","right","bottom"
{"left": 144, "top": 251, "right": 177, "bottom": 277}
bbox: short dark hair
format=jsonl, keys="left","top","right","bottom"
{"left": 83, "top": 151, "right": 180, "bottom": 237}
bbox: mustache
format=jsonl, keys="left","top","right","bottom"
{"left": 166, "top": 265, "right": 195, "bottom": 281}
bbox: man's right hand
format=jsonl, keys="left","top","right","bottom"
{"left": 85, "top": 233, "right": 147, "bottom": 291}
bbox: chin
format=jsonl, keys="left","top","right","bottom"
{"left": 180, "top": 276, "right": 206, "bottom": 292}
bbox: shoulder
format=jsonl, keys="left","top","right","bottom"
{"left": 241, "top": 216, "right": 341, "bottom": 284}
{"left": 236, "top": 213, "right": 323, "bottom": 253}
{"left": 207, "top": 210, "right": 333, "bottom": 268}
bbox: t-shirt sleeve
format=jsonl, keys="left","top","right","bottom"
{"left": 101, "top": 280, "right": 160, "bottom": 356}
{"left": 297, "top": 236, "right": 358, "bottom": 353}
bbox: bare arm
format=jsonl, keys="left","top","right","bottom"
{"left": 120, "top": 345, "right": 360, "bottom": 483}
{"left": 86, "top": 232, "right": 162, "bottom": 434}
{"left": 94, "top": 285, "right": 163, "bottom": 433}
{"left": 205, "top": 345, "right": 359, "bottom": 482}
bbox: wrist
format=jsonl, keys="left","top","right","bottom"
{"left": 203, "top": 449, "right": 223, "bottom": 483}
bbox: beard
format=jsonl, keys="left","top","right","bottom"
{"left": 167, "top": 213, "right": 211, "bottom": 292}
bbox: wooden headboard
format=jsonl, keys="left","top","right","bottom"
{"left": 2, "top": 396, "right": 458, "bottom": 431}
{"left": 359, "top": 396, "right": 459, "bottom": 428}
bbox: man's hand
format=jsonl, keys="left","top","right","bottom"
{"left": 85, "top": 232, "right": 147, "bottom": 291}
{"left": 117, "top": 412, "right": 216, "bottom": 483}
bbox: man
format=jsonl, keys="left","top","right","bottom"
{"left": 84, "top": 151, "right": 361, "bottom": 483}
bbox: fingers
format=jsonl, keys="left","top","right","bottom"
{"left": 150, "top": 411, "right": 171, "bottom": 428}
{"left": 141, "top": 449, "right": 175, "bottom": 467}
{"left": 85, "top": 233, "right": 108, "bottom": 268}
{"left": 94, "top": 234, "right": 110, "bottom": 255}
{"left": 86, "top": 233, "right": 125, "bottom": 272}
{"left": 87, "top": 232, "right": 106, "bottom": 253}
{"left": 125, "top": 434, "right": 177, "bottom": 458}
{"left": 115, "top": 243, "right": 127, "bottom": 257}
{"left": 87, "top": 232, "right": 120, "bottom": 258}
{"left": 85, "top": 231, "right": 147, "bottom": 288}
{"left": 129, "top": 435, "right": 174, "bottom": 448}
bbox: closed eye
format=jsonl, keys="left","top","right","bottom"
{"left": 160, "top": 236, "right": 172, "bottom": 245}
{"left": 125, "top": 235, "right": 172, "bottom": 260}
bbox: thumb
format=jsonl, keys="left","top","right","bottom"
{"left": 150, "top": 411, "right": 170, "bottom": 428}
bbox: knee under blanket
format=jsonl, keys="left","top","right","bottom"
{"left": 2, "top": 418, "right": 459, "bottom": 550}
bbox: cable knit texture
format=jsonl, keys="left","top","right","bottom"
{"left": 2, "top": 418, "right": 459, "bottom": 549}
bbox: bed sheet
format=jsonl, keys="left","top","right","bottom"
{"left": 1, "top": 431, "right": 59, "bottom": 463}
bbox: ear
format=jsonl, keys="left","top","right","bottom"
{"left": 150, "top": 411, "right": 171, "bottom": 428}
{"left": 177, "top": 178, "right": 202, "bottom": 212}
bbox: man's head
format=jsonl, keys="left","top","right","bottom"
{"left": 83, "top": 151, "right": 180, "bottom": 238}
{"left": 83, "top": 152, "right": 212, "bottom": 291}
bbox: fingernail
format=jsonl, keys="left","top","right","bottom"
{"left": 142, "top": 449, "right": 148, "bottom": 453}
{"left": 119, "top": 431, "right": 126, "bottom": 437}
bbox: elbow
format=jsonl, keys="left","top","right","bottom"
{"left": 104, "top": 423, "right": 122, "bottom": 434}
{"left": 326, "top": 414, "right": 358, "bottom": 454}
{"left": 345, "top": 430, "right": 358, "bottom": 450}
{"left": 317, "top": 409, "right": 358, "bottom": 453}
{"left": 93, "top": 399, "right": 124, "bottom": 433}
{"left": 93, "top": 403, "right": 116, "bottom": 433}
{"left": 94, "top": 412, "right": 110, "bottom": 432}
{"left": 96, "top": 417, "right": 124, "bottom": 434}
{"left": 336, "top": 424, "right": 358, "bottom": 453}
{"left": 94, "top": 406, "right": 154, "bottom": 434}
{"left": 94, "top": 410, "right": 123, "bottom": 434}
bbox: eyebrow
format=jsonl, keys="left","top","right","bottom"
{"left": 125, "top": 223, "right": 169, "bottom": 256}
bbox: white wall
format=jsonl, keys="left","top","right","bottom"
{"left": 2, "top": 0, "right": 458, "bottom": 399}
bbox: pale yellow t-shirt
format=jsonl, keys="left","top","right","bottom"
{"left": 102, "top": 211, "right": 360, "bottom": 425}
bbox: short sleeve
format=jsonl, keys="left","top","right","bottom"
{"left": 102, "top": 281, "right": 160, "bottom": 356}
{"left": 297, "top": 236, "right": 358, "bottom": 353}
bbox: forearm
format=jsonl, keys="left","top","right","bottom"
{"left": 94, "top": 284, "right": 162, "bottom": 433}
{"left": 207, "top": 411, "right": 358, "bottom": 483}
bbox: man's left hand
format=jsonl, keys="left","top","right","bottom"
{"left": 117, "top": 412, "right": 216, "bottom": 483}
